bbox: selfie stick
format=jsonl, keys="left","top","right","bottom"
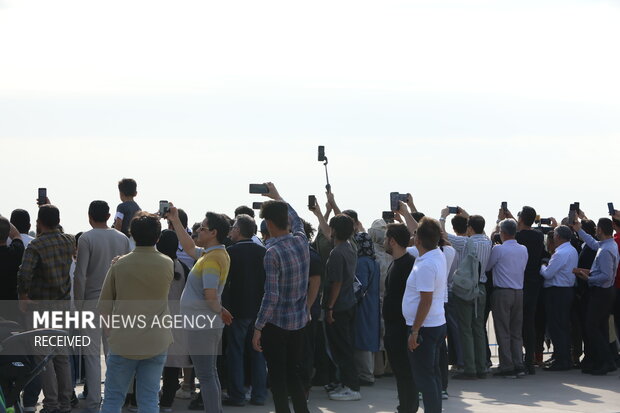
{"left": 323, "top": 156, "right": 331, "bottom": 193}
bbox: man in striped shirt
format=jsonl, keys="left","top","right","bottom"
{"left": 440, "top": 209, "right": 492, "bottom": 380}
{"left": 252, "top": 182, "right": 310, "bottom": 413}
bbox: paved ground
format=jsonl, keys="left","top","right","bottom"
{"left": 75, "top": 362, "right": 620, "bottom": 413}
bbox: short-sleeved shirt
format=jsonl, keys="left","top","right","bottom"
{"left": 402, "top": 248, "right": 447, "bottom": 327}
{"left": 180, "top": 245, "right": 230, "bottom": 330}
{"left": 323, "top": 241, "right": 357, "bottom": 312}
{"left": 116, "top": 201, "right": 141, "bottom": 236}
{"left": 309, "top": 246, "right": 324, "bottom": 320}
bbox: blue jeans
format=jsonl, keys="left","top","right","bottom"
{"left": 225, "top": 318, "right": 267, "bottom": 403}
{"left": 100, "top": 352, "right": 166, "bottom": 413}
{"left": 407, "top": 324, "right": 447, "bottom": 413}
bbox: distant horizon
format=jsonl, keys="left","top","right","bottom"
{"left": 1, "top": 1, "right": 618, "bottom": 234}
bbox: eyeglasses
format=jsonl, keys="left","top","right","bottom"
{"left": 198, "top": 226, "right": 210, "bottom": 232}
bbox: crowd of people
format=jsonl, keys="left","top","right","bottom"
{"left": 1, "top": 177, "right": 620, "bottom": 413}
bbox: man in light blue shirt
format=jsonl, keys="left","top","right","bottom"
{"left": 539, "top": 225, "right": 578, "bottom": 371}
{"left": 572, "top": 217, "right": 619, "bottom": 375}
{"left": 486, "top": 219, "right": 528, "bottom": 377}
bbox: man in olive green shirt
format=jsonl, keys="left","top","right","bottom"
{"left": 98, "top": 212, "right": 173, "bottom": 413}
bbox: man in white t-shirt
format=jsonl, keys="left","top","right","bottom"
{"left": 402, "top": 217, "right": 447, "bottom": 413}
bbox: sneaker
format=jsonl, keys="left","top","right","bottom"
{"left": 328, "top": 385, "right": 343, "bottom": 395}
{"left": 71, "top": 391, "right": 79, "bottom": 407}
{"left": 175, "top": 388, "right": 193, "bottom": 399}
{"left": 222, "top": 398, "right": 245, "bottom": 407}
{"left": 324, "top": 382, "right": 340, "bottom": 392}
{"left": 160, "top": 407, "right": 173, "bottom": 413}
{"left": 441, "top": 391, "right": 449, "bottom": 400}
{"left": 328, "top": 386, "right": 361, "bottom": 401}
{"left": 515, "top": 368, "right": 527, "bottom": 377}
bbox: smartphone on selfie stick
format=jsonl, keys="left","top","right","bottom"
{"left": 318, "top": 146, "right": 331, "bottom": 193}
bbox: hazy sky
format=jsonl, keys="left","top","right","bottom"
{"left": 1, "top": 0, "right": 619, "bottom": 235}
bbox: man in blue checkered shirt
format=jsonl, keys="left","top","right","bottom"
{"left": 252, "top": 182, "right": 310, "bottom": 413}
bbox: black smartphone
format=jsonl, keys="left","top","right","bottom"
{"left": 318, "top": 146, "right": 325, "bottom": 162}
{"left": 540, "top": 218, "right": 552, "bottom": 225}
{"left": 37, "top": 188, "right": 47, "bottom": 205}
{"left": 382, "top": 211, "right": 395, "bottom": 223}
{"left": 249, "top": 184, "right": 269, "bottom": 194}
{"left": 252, "top": 202, "right": 263, "bottom": 210}
{"left": 158, "top": 200, "right": 170, "bottom": 216}
{"left": 574, "top": 202, "right": 580, "bottom": 211}
{"left": 501, "top": 201, "right": 508, "bottom": 211}
{"left": 308, "top": 195, "right": 317, "bottom": 209}
{"left": 390, "top": 192, "right": 399, "bottom": 211}
{"left": 398, "top": 193, "right": 408, "bottom": 203}
{"left": 608, "top": 202, "right": 615, "bottom": 216}
{"left": 448, "top": 206, "right": 459, "bottom": 214}
{"left": 568, "top": 203, "right": 577, "bottom": 225}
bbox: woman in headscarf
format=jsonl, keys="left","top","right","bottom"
{"left": 368, "top": 219, "right": 394, "bottom": 377}
{"left": 353, "top": 232, "right": 381, "bottom": 386}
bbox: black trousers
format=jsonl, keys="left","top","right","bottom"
{"left": 585, "top": 287, "right": 615, "bottom": 369}
{"left": 523, "top": 279, "right": 542, "bottom": 366}
{"left": 325, "top": 306, "right": 359, "bottom": 391}
{"left": 160, "top": 367, "right": 180, "bottom": 408}
{"left": 384, "top": 321, "right": 417, "bottom": 413}
{"left": 261, "top": 324, "right": 309, "bottom": 413}
{"left": 545, "top": 287, "right": 574, "bottom": 367}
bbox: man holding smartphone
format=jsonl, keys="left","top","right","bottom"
{"left": 571, "top": 217, "right": 619, "bottom": 375}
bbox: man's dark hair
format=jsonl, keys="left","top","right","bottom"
{"left": 412, "top": 212, "right": 425, "bottom": 222}
{"left": 10, "top": 209, "right": 30, "bottom": 234}
{"left": 234, "top": 214, "right": 256, "bottom": 239}
{"left": 301, "top": 218, "right": 315, "bottom": 240}
{"left": 75, "top": 231, "right": 83, "bottom": 247}
{"left": 554, "top": 225, "right": 572, "bottom": 242}
{"left": 130, "top": 212, "right": 161, "bottom": 246}
{"left": 206, "top": 212, "right": 231, "bottom": 244}
{"left": 581, "top": 219, "right": 596, "bottom": 237}
{"left": 178, "top": 209, "right": 189, "bottom": 229}
{"left": 342, "top": 209, "right": 358, "bottom": 223}
{"left": 520, "top": 206, "right": 537, "bottom": 227}
{"left": 598, "top": 218, "right": 614, "bottom": 237}
{"left": 234, "top": 205, "right": 255, "bottom": 219}
{"left": 417, "top": 217, "right": 441, "bottom": 251}
{"left": 329, "top": 214, "right": 355, "bottom": 241}
{"left": 0, "top": 217, "right": 10, "bottom": 240}
{"left": 260, "top": 201, "right": 289, "bottom": 231}
{"left": 38, "top": 205, "right": 60, "bottom": 229}
{"left": 88, "top": 200, "right": 110, "bottom": 223}
{"left": 451, "top": 215, "right": 467, "bottom": 234}
{"left": 468, "top": 215, "right": 485, "bottom": 234}
{"left": 386, "top": 223, "right": 410, "bottom": 248}
{"left": 118, "top": 178, "right": 137, "bottom": 197}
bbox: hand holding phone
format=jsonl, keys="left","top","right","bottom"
{"left": 159, "top": 200, "right": 170, "bottom": 216}
{"left": 308, "top": 195, "right": 317, "bottom": 210}
{"left": 37, "top": 188, "right": 47, "bottom": 206}
{"left": 382, "top": 211, "right": 395, "bottom": 224}
{"left": 249, "top": 184, "right": 270, "bottom": 194}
